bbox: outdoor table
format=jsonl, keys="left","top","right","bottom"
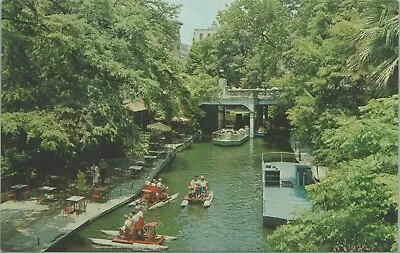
{"left": 148, "top": 151, "right": 159, "bottom": 156}
{"left": 128, "top": 165, "right": 143, "bottom": 177}
{"left": 144, "top": 155, "right": 157, "bottom": 167}
{"left": 65, "top": 196, "right": 86, "bottom": 213}
{"left": 37, "top": 186, "right": 57, "bottom": 203}
{"left": 148, "top": 142, "right": 160, "bottom": 150}
{"left": 136, "top": 159, "right": 147, "bottom": 166}
{"left": 144, "top": 155, "right": 157, "bottom": 160}
{"left": 128, "top": 165, "right": 143, "bottom": 172}
{"left": 10, "top": 184, "right": 28, "bottom": 200}
{"left": 144, "top": 155, "right": 157, "bottom": 164}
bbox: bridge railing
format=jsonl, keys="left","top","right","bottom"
{"left": 223, "top": 87, "right": 281, "bottom": 99}
{"left": 199, "top": 87, "right": 282, "bottom": 104}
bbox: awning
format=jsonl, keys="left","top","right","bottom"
{"left": 146, "top": 122, "right": 172, "bottom": 132}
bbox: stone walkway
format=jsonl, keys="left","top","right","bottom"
{"left": 0, "top": 136, "right": 196, "bottom": 252}
{"left": 292, "top": 146, "right": 328, "bottom": 181}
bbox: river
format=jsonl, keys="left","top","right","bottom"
{"left": 55, "top": 138, "right": 290, "bottom": 252}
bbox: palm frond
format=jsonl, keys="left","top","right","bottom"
{"left": 370, "top": 56, "right": 398, "bottom": 90}
{"left": 346, "top": 1, "right": 398, "bottom": 94}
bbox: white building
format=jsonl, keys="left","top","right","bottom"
{"left": 193, "top": 21, "right": 218, "bottom": 43}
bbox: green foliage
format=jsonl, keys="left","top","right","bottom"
{"left": 185, "top": 38, "right": 219, "bottom": 77}
{"left": 185, "top": 73, "right": 220, "bottom": 102}
{"left": 269, "top": 95, "right": 398, "bottom": 252}
{"left": 347, "top": 0, "right": 398, "bottom": 95}
{"left": 185, "top": 0, "right": 290, "bottom": 87}
{"left": 1, "top": 0, "right": 189, "bottom": 187}
{"left": 287, "top": 94, "right": 317, "bottom": 145}
{"left": 76, "top": 169, "right": 87, "bottom": 191}
{"left": 315, "top": 95, "right": 398, "bottom": 166}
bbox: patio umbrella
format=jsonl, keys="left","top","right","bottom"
{"left": 146, "top": 122, "right": 172, "bottom": 132}
{"left": 172, "top": 116, "right": 190, "bottom": 122}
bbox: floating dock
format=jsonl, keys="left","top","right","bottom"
{"left": 261, "top": 153, "right": 313, "bottom": 227}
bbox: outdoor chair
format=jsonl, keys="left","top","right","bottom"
{"left": 63, "top": 205, "right": 74, "bottom": 215}
{"left": 7, "top": 191, "right": 16, "bottom": 201}
{"left": 22, "top": 188, "right": 30, "bottom": 200}
{"left": 91, "top": 192, "right": 102, "bottom": 202}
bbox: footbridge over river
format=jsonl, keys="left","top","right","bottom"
{"left": 200, "top": 84, "right": 282, "bottom": 138}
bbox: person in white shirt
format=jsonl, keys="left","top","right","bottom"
{"left": 188, "top": 175, "right": 199, "bottom": 196}
{"left": 132, "top": 206, "right": 144, "bottom": 224}
{"left": 150, "top": 178, "right": 158, "bottom": 186}
{"left": 156, "top": 178, "right": 168, "bottom": 191}
{"left": 156, "top": 178, "right": 163, "bottom": 188}
{"left": 198, "top": 175, "right": 208, "bottom": 197}
{"left": 120, "top": 215, "right": 131, "bottom": 235}
{"left": 145, "top": 177, "right": 151, "bottom": 185}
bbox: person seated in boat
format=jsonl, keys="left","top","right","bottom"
{"left": 156, "top": 178, "right": 169, "bottom": 198}
{"left": 150, "top": 178, "right": 158, "bottom": 186}
{"left": 145, "top": 176, "right": 151, "bottom": 185}
{"left": 119, "top": 214, "right": 132, "bottom": 237}
{"left": 131, "top": 206, "right": 144, "bottom": 238}
{"left": 126, "top": 214, "right": 135, "bottom": 233}
{"left": 198, "top": 175, "right": 208, "bottom": 197}
{"left": 157, "top": 178, "right": 168, "bottom": 191}
{"left": 188, "top": 175, "right": 199, "bottom": 197}
{"left": 132, "top": 206, "right": 144, "bottom": 224}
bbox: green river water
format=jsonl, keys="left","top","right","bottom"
{"left": 55, "top": 138, "right": 290, "bottom": 252}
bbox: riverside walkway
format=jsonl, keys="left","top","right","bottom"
{"left": 0, "top": 135, "right": 196, "bottom": 252}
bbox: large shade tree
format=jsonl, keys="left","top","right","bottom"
{"left": 1, "top": 0, "right": 190, "bottom": 186}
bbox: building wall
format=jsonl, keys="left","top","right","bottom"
{"left": 179, "top": 43, "right": 190, "bottom": 59}
{"left": 193, "top": 22, "right": 218, "bottom": 43}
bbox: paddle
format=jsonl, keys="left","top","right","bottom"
{"left": 180, "top": 199, "right": 189, "bottom": 207}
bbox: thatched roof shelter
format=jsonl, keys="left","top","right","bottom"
{"left": 123, "top": 99, "right": 147, "bottom": 112}
{"left": 146, "top": 122, "right": 172, "bottom": 132}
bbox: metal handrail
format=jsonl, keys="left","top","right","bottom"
{"left": 223, "top": 87, "right": 281, "bottom": 99}
{"left": 261, "top": 152, "right": 298, "bottom": 164}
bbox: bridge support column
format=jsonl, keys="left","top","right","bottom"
{"left": 249, "top": 111, "right": 255, "bottom": 138}
{"left": 222, "top": 106, "right": 226, "bottom": 128}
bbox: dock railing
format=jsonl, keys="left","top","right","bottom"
{"left": 261, "top": 152, "right": 298, "bottom": 164}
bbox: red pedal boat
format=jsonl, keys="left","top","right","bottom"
{"left": 88, "top": 216, "right": 170, "bottom": 250}
{"left": 180, "top": 190, "right": 214, "bottom": 207}
{"left": 128, "top": 184, "right": 179, "bottom": 210}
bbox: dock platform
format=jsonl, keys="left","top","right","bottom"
{"left": 261, "top": 153, "right": 313, "bottom": 227}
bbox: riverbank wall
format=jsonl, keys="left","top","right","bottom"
{"left": 0, "top": 133, "right": 198, "bottom": 252}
